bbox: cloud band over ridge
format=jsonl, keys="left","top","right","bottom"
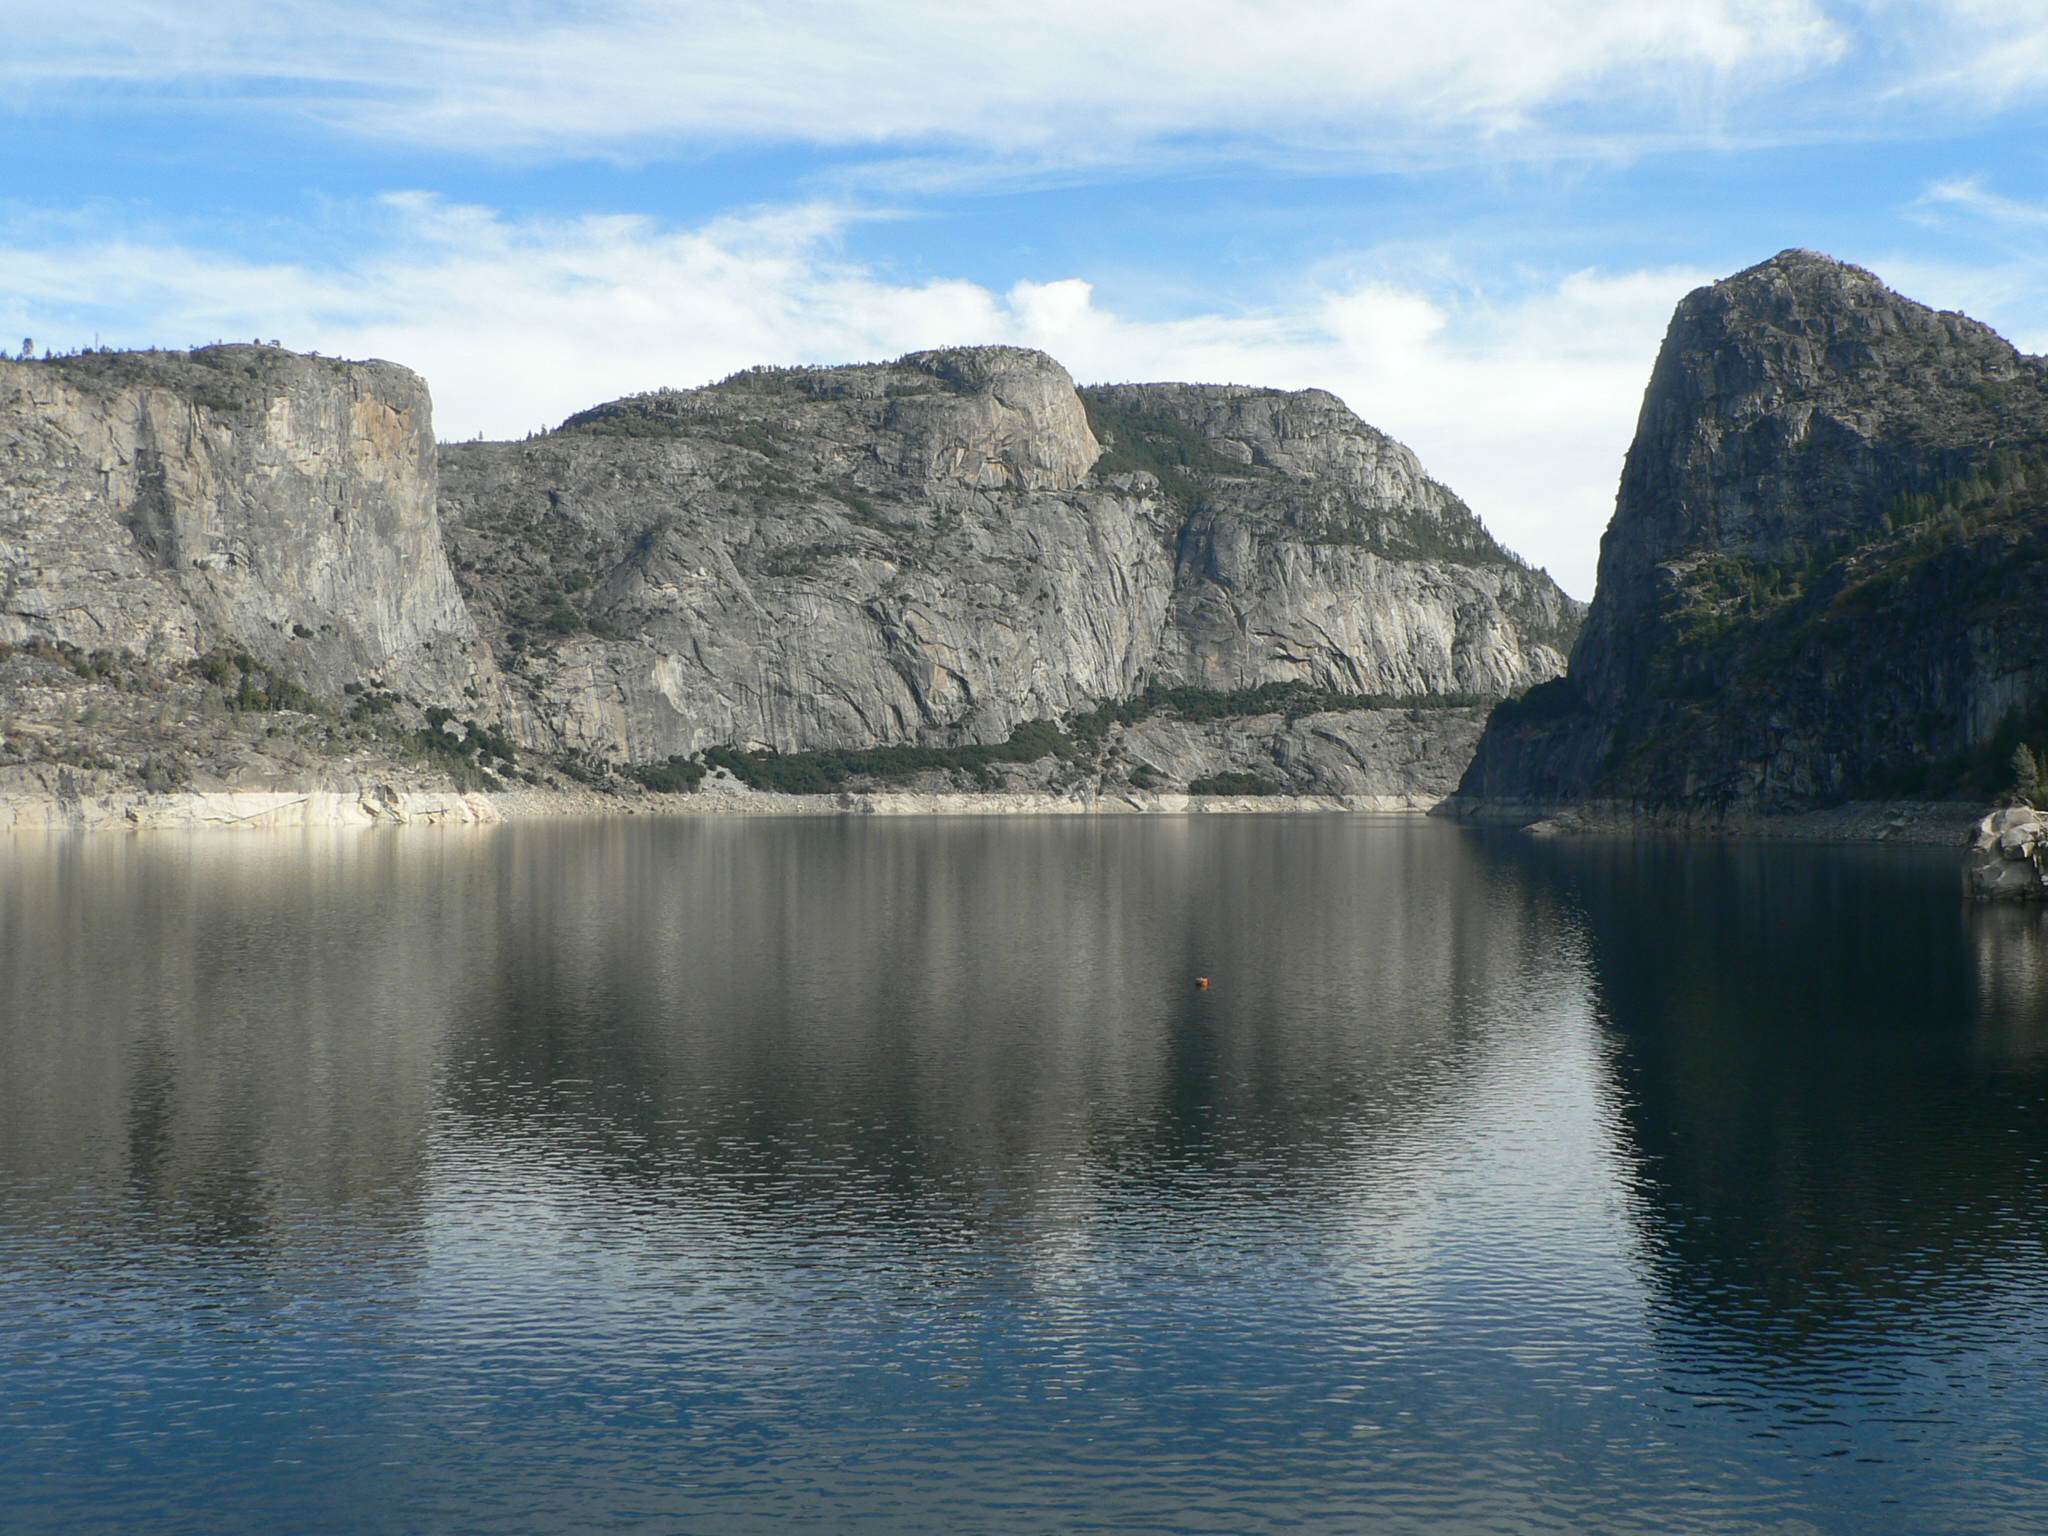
{"left": 0, "top": 195, "right": 1711, "bottom": 596}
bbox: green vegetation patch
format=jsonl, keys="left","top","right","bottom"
{"left": 1077, "top": 391, "right": 1273, "bottom": 507}
{"left": 555, "top": 397, "right": 691, "bottom": 438}
{"left": 1185, "top": 771, "right": 1285, "bottom": 796}
{"left": 1066, "top": 681, "right": 1491, "bottom": 740}
{"left": 703, "top": 718, "right": 1067, "bottom": 793}
{"left": 699, "top": 685, "right": 1485, "bottom": 793}
{"left": 419, "top": 707, "right": 514, "bottom": 759}
{"left": 627, "top": 755, "right": 707, "bottom": 793}
{"left": 1666, "top": 450, "right": 2048, "bottom": 650}
{"left": 345, "top": 686, "right": 400, "bottom": 720}
{"left": 9, "top": 638, "right": 142, "bottom": 686}
{"left": 558, "top": 395, "right": 798, "bottom": 466}
{"left": 1613, "top": 450, "right": 2048, "bottom": 718}
{"left": 194, "top": 650, "right": 324, "bottom": 714}
{"left": 763, "top": 541, "right": 855, "bottom": 579}
{"left": 1304, "top": 507, "right": 1527, "bottom": 570}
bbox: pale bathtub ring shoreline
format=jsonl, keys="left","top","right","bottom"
{"left": 0, "top": 781, "right": 1444, "bottom": 833}
{"left": 0, "top": 779, "right": 1984, "bottom": 846}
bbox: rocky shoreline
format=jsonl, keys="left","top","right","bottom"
{"left": 0, "top": 777, "right": 1446, "bottom": 833}
{"left": 0, "top": 771, "right": 1999, "bottom": 843}
{"left": 1966, "top": 806, "right": 2048, "bottom": 898}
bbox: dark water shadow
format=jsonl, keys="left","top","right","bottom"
{"left": 1495, "top": 832, "right": 2048, "bottom": 1353}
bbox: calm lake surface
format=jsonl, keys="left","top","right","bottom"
{"left": 2, "top": 816, "right": 2045, "bottom": 1534}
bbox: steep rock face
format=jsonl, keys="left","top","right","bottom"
{"left": 1086, "top": 384, "right": 1579, "bottom": 696}
{"left": 0, "top": 346, "right": 479, "bottom": 698}
{"left": 443, "top": 351, "right": 1578, "bottom": 760}
{"left": 1454, "top": 250, "right": 2048, "bottom": 817}
{"left": 442, "top": 451, "right": 1177, "bottom": 761}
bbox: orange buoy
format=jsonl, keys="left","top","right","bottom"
{"left": 1195, "top": 977, "right": 1211, "bottom": 989}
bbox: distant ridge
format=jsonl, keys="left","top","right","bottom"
{"left": 1, "top": 342, "right": 1577, "bottom": 809}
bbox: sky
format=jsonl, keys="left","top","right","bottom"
{"left": 5, "top": 3, "right": 2048, "bottom": 595}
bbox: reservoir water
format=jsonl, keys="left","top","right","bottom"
{"left": 1, "top": 816, "right": 2044, "bottom": 1534}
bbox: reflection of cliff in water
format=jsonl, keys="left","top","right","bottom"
{"left": 0, "top": 832, "right": 465, "bottom": 1268}
{"left": 1515, "top": 833, "right": 2048, "bottom": 1346}
{"left": 0, "top": 820, "right": 1593, "bottom": 1267}
{"left": 433, "top": 817, "right": 1592, "bottom": 1240}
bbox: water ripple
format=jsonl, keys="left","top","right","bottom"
{"left": 0, "top": 819, "right": 2044, "bottom": 1533}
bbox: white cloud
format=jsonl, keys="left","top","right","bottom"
{"left": 1874, "top": 0, "right": 2048, "bottom": 113}
{"left": 0, "top": 197, "right": 1703, "bottom": 596}
{"left": 998, "top": 266, "right": 1701, "bottom": 596}
{"left": 2, "top": 0, "right": 1845, "bottom": 167}
{"left": 1889, "top": 176, "right": 2048, "bottom": 353}
{"left": 1915, "top": 176, "right": 2048, "bottom": 228}
{"left": 11, "top": 4, "right": 2048, "bottom": 185}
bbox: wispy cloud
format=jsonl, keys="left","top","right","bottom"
{"left": 1873, "top": 0, "right": 2048, "bottom": 113}
{"left": 19, "top": 5, "right": 2048, "bottom": 195}
{"left": 0, "top": 197, "right": 1700, "bottom": 595}
{"left": 1915, "top": 176, "right": 2048, "bottom": 228}
{"left": 1876, "top": 174, "right": 2048, "bottom": 355}
{"left": 1, "top": 0, "right": 1849, "bottom": 170}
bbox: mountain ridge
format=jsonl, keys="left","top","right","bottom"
{"left": 0, "top": 340, "right": 1577, "bottom": 811}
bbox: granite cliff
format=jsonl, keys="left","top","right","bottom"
{"left": 1450, "top": 250, "right": 2048, "bottom": 826}
{"left": 0, "top": 345, "right": 506, "bottom": 816}
{"left": 1, "top": 341, "right": 1577, "bottom": 817}
{"left": 0, "top": 346, "right": 480, "bottom": 698}
{"left": 437, "top": 346, "right": 1577, "bottom": 797}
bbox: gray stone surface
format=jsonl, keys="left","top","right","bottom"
{"left": 0, "top": 346, "right": 483, "bottom": 699}
{"left": 1968, "top": 806, "right": 2048, "bottom": 898}
{"left": 1090, "top": 383, "right": 1578, "bottom": 695}
{"left": 442, "top": 350, "right": 1578, "bottom": 760}
{"left": 1109, "top": 706, "right": 1488, "bottom": 800}
{"left": 1, "top": 341, "right": 1578, "bottom": 815}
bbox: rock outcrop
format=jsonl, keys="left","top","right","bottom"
{"left": 1966, "top": 806, "right": 2048, "bottom": 899}
{"left": 441, "top": 349, "right": 1578, "bottom": 763}
{"left": 1093, "top": 383, "right": 1579, "bottom": 698}
{"left": 0, "top": 346, "right": 481, "bottom": 699}
{"left": 2, "top": 341, "right": 1576, "bottom": 815}
{"left": 1450, "top": 250, "right": 2048, "bottom": 823}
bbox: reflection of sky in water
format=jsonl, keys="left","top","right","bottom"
{"left": 0, "top": 819, "right": 2044, "bottom": 1533}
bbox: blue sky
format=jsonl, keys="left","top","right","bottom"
{"left": 6, "top": 2, "right": 2048, "bottom": 595}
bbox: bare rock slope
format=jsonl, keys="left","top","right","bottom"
{"left": 0, "top": 342, "right": 1576, "bottom": 812}
{"left": 0, "top": 345, "right": 496, "bottom": 807}
{"left": 0, "top": 346, "right": 480, "bottom": 698}
{"left": 1088, "top": 383, "right": 1577, "bottom": 698}
{"left": 440, "top": 347, "right": 1578, "bottom": 798}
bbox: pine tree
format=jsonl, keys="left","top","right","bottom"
{"left": 2013, "top": 742, "right": 2040, "bottom": 805}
